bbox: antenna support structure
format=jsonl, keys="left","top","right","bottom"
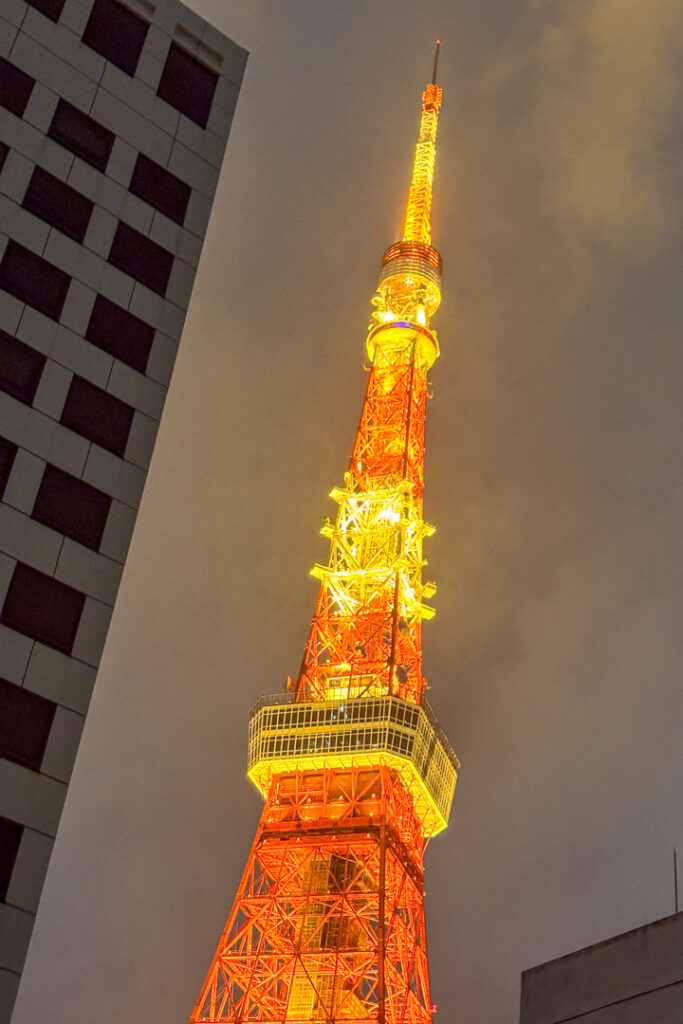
{"left": 188, "top": 45, "right": 458, "bottom": 1024}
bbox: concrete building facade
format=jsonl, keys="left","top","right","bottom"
{"left": 520, "top": 911, "right": 683, "bottom": 1023}
{"left": 0, "top": 0, "right": 246, "bottom": 1017}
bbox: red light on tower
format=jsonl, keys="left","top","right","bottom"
{"left": 188, "top": 44, "right": 459, "bottom": 1024}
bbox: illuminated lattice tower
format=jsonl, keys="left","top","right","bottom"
{"left": 190, "top": 44, "right": 459, "bottom": 1024}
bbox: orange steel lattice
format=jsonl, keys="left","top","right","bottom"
{"left": 193, "top": 770, "right": 430, "bottom": 1024}
{"left": 189, "top": 45, "right": 457, "bottom": 1024}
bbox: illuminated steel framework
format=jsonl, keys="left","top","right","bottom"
{"left": 190, "top": 43, "right": 458, "bottom": 1024}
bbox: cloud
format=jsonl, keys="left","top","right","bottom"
{"left": 482, "top": 0, "right": 682, "bottom": 257}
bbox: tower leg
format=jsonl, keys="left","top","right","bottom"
{"left": 190, "top": 767, "right": 431, "bottom": 1024}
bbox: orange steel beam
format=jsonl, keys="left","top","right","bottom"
{"left": 191, "top": 769, "right": 430, "bottom": 1024}
{"left": 188, "top": 48, "right": 456, "bottom": 1024}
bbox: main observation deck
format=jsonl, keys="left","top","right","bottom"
{"left": 248, "top": 694, "right": 459, "bottom": 837}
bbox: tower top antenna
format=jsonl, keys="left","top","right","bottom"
{"left": 432, "top": 39, "right": 441, "bottom": 85}
{"left": 188, "top": 56, "right": 457, "bottom": 1024}
{"left": 399, "top": 43, "right": 443, "bottom": 247}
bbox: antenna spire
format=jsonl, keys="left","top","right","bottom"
{"left": 432, "top": 39, "right": 441, "bottom": 85}
{"left": 187, "top": 56, "right": 456, "bottom": 1024}
{"left": 401, "top": 47, "right": 443, "bottom": 246}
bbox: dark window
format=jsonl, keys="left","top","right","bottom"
{"left": 82, "top": 0, "right": 148, "bottom": 76}
{"left": 157, "top": 43, "right": 218, "bottom": 128}
{"left": 0, "top": 241, "right": 70, "bottom": 321}
{"left": 0, "top": 141, "right": 8, "bottom": 173}
{"left": 0, "top": 817, "right": 23, "bottom": 902}
{"left": 33, "top": 464, "right": 111, "bottom": 550}
{"left": 86, "top": 295, "right": 154, "bottom": 373}
{"left": 0, "top": 59, "right": 35, "bottom": 118}
{"left": 108, "top": 222, "right": 173, "bottom": 296}
{"left": 129, "top": 153, "right": 191, "bottom": 225}
{"left": 26, "top": 0, "right": 66, "bottom": 21}
{"left": 0, "top": 330, "right": 46, "bottom": 404}
{"left": 0, "top": 678, "right": 56, "bottom": 772}
{"left": 60, "top": 375, "right": 134, "bottom": 456}
{"left": 22, "top": 166, "right": 94, "bottom": 243}
{"left": 0, "top": 562, "right": 85, "bottom": 654}
{"left": 0, "top": 437, "right": 18, "bottom": 499}
{"left": 48, "top": 99, "right": 115, "bottom": 172}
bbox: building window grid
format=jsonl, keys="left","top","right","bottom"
{"left": 85, "top": 295, "right": 155, "bottom": 374}
{"left": 32, "top": 464, "right": 112, "bottom": 552}
{"left": 25, "top": 0, "right": 66, "bottom": 22}
{"left": 0, "top": 59, "right": 35, "bottom": 118}
{"left": 81, "top": 0, "right": 149, "bottom": 77}
{"left": 0, "top": 438, "right": 18, "bottom": 499}
{"left": 60, "top": 375, "right": 134, "bottom": 457}
{"left": 0, "top": 329, "right": 47, "bottom": 404}
{"left": 0, "top": 816, "right": 24, "bottom": 902}
{"left": 48, "top": 99, "right": 115, "bottom": 172}
{"left": 128, "top": 153, "right": 191, "bottom": 226}
{"left": 108, "top": 221, "right": 174, "bottom": 297}
{"left": 0, "top": 677, "right": 57, "bottom": 772}
{"left": 0, "top": 240, "right": 71, "bottom": 321}
{"left": 0, "top": 561, "right": 86, "bottom": 655}
{"left": 156, "top": 42, "right": 218, "bottom": 129}
{"left": 21, "top": 165, "right": 95, "bottom": 244}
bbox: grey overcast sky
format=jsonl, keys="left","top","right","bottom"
{"left": 12, "top": 2, "right": 683, "bottom": 1023}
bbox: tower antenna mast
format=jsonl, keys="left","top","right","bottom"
{"left": 187, "top": 50, "right": 459, "bottom": 1024}
{"left": 432, "top": 38, "right": 441, "bottom": 84}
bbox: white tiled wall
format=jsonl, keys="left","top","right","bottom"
{"left": 0, "top": 0, "right": 246, "bottom": 1015}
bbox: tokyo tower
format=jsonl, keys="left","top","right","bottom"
{"left": 189, "top": 43, "right": 459, "bottom": 1024}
